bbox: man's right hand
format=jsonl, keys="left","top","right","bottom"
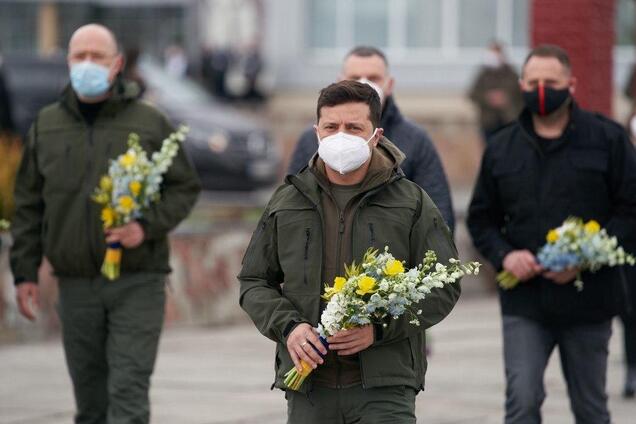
{"left": 286, "top": 323, "right": 326, "bottom": 372}
{"left": 502, "top": 250, "right": 542, "bottom": 282}
{"left": 16, "top": 282, "right": 39, "bottom": 321}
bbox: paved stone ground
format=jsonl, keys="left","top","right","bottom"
{"left": 1, "top": 294, "right": 634, "bottom": 424}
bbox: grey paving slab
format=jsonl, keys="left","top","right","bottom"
{"left": 1, "top": 295, "right": 634, "bottom": 423}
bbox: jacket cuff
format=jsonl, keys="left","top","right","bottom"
{"left": 14, "top": 276, "right": 37, "bottom": 286}
{"left": 136, "top": 218, "right": 157, "bottom": 241}
{"left": 282, "top": 320, "right": 311, "bottom": 343}
{"left": 493, "top": 245, "right": 514, "bottom": 271}
{"left": 373, "top": 323, "right": 384, "bottom": 343}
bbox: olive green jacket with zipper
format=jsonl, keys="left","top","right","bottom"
{"left": 10, "top": 81, "right": 201, "bottom": 283}
{"left": 238, "top": 137, "right": 460, "bottom": 393}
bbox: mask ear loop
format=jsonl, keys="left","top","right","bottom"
{"left": 366, "top": 128, "right": 378, "bottom": 144}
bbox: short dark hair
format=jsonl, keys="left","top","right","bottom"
{"left": 523, "top": 44, "right": 571, "bottom": 71}
{"left": 316, "top": 80, "right": 381, "bottom": 128}
{"left": 345, "top": 46, "right": 389, "bottom": 67}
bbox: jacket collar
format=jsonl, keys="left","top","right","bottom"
{"left": 518, "top": 100, "right": 580, "bottom": 153}
{"left": 379, "top": 96, "right": 403, "bottom": 133}
{"left": 286, "top": 136, "right": 405, "bottom": 206}
{"left": 60, "top": 77, "right": 142, "bottom": 122}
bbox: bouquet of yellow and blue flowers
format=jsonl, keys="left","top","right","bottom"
{"left": 283, "top": 247, "right": 480, "bottom": 390}
{"left": 498, "top": 217, "right": 635, "bottom": 291}
{"left": 92, "top": 126, "right": 188, "bottom": 280}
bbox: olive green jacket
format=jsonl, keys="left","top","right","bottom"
{"left": 10, "top": 81, "right": 200, "bottom": 283}
{"left": 238, "top": 137, "right": 460, "bottom": 393}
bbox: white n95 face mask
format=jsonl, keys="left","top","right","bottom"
{"left": 317, "top": 129, "right": 377, "bottom": 175}
{"left": 357, "top": 78, "right": 384, "bottom": 104}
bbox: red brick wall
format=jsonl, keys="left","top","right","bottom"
{"left": 531, "top": 0, "right": 615, "bottom": 116}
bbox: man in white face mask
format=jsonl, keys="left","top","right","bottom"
{"left": 239, "top": 80, "right": 460, "bottom": 423}
{"left": 288, "top": 46, "right": 454, "bottom": 232}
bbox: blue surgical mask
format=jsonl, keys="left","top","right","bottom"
{"left": 70, "top": 61, "right": 111, "bottom": 98}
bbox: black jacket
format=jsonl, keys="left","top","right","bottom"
{"left": 287, "top": 96, "right": 455, "bottom": 232}
{"left": 467, "top": 103, "right": 636, "bottom": 324}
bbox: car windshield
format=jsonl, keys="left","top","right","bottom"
{"left": 140, "top": 60, "right": 212, "bottom": 105}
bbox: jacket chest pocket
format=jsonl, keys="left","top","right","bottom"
{"left": 493, "top": 162, "right": 531, "bottom": 209}
{"left": 565, "top": 149, "right": 609, "bottom": 206}
{"left": 276, "top": 210, "right": 321, "bottom": 294}
{"left": 39, "top": 136, "right": 86, "bottom": 193}
{"left": 359, "top": 202, "right": 414, "bottom": 262}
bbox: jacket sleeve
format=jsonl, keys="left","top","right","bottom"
{"left": 604, "top": 125, "right": 636, "bottom": 251}
{"left": 138, "top": 116, "right": 201, "bottom": 241}
{"left": 10, "top": 124, "right": 44, "bottom": 284}
{"left": 409, "top": 132, "right": 455, "bottom": 233}
{"left": 466, "top": 146, "right": 514, "bottom": 270}
{"left": 373, "top": 191, "right": 461, "bottom": 346}
{"left": 287, "top": 127, "right": 318, "bottom": 175}
{"left": 238, "top": 204, "right": 308, "bottom": 344}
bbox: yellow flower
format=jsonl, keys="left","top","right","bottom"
{"left": 384, "top": 259, "right": 404, "bottom": 276}
{"left": 356, "top": 276, "right": 377, "bottom": 296}
{"left": 333, "top": 277, "right": 346, "bottom": 292}
{"left": 129, "top": 181, "right": 142, "bottom": 197}
{"left": 101, "top": 207, "right": 116, "bottom": 229}
{"left": 99, "top": 176, "right": 112, "bottom": 191}
{"left": 118, "top": 195, "right": 135, "bottom": 214}
{"left": 584, "top": 220, "right": 600, "bottom": 235}
{"left": 546, "top": 229, "right": 559, "bottom": 243}
{"left": 323, "top": 276, "right": 347, "bottom": 299}
{"left": 119, "top": 152, "right": 136, "bottom": 168}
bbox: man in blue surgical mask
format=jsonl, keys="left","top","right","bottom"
{"left": 11, "top": 24, "right": 200, "bottom": 423}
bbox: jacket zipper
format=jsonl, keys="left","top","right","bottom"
{"left": 349, "top": 182, "right": 399, "bottom": 389}
{"left": 335, "top": 209, "right": 345, "bottom": 261}
{"left": 303, "top": 227, "right": 311, "bottom": 285}
{"left": 85, "top": 125, "right": 100, "bottom": 270}
{"left": 368, "top": 222, "right": 375, "bottom": 246}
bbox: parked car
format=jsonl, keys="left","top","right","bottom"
{"left": 139, "top": 60, "right": 281, "bottom": 191}
{"left": 2, "top": 54, "right": 281, "bottom": 191}
{"left": 2, "top": 53, "right": 69, "bottom": 137}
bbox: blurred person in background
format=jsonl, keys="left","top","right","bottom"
{"left": 10, "top": 24, "right": 200, "bottom": 424}
{"left": 288, "top": 46, "right": 454, "bottom": 233}
{"left": 621, "top": 68, "right": 636, "bottom": 397}
{"left": 200, "top": 45, "right": 232, "bottom": 99}
{"left": 468, "top": 41, "right": 523, "bottom": 144}
{"left": 122, "top": 46, "right": 146, "bottom": 97}
{"left": 164, "top": 42, "right": 188, "bottom": 79}
{"left": 239, "top": 80, "right": 460, "bottom": 423}
{"left": 467, "top": 44, "right": 636, "bottom": 424}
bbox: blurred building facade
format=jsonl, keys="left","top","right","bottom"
{"left": 0, "top": 0, "right": 633, "bottom": 94}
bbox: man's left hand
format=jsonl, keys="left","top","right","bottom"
{"left": 544, "top": 268, "right": 578, "bottom": 285}
{"left": 327, "top": 325, "right": 374, "bottom": 356}
{"left": 105, "top": 221, "right": 145, "bottom": 248}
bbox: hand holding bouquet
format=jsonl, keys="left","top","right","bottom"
{"left": 92, "top": 126, "right": 188, "bottom": 280}
{"left": 498, "top": 217, "right": 635, "bottom": 290}
{"left": 283, "top": 247, "right": 480, "bottom": 390}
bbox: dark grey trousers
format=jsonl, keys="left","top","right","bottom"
{"left": 57, "top": 273, "right": 166, "bottom": 424}
{"left": 502, "top": 315, "right": 612, "bottom": 424}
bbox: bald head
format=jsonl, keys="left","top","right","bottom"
{"left": 67, "top": 24, "right": 123, "bottom": 101}
{"left": 69, "top": 24, "right": 119, "bottom": 56}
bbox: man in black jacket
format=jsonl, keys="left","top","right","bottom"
{"left": 288, "top": 46, "right": 454, "bottom": 232}
{"left": 468, "top": 44, "right": 636, "bottom": 424}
